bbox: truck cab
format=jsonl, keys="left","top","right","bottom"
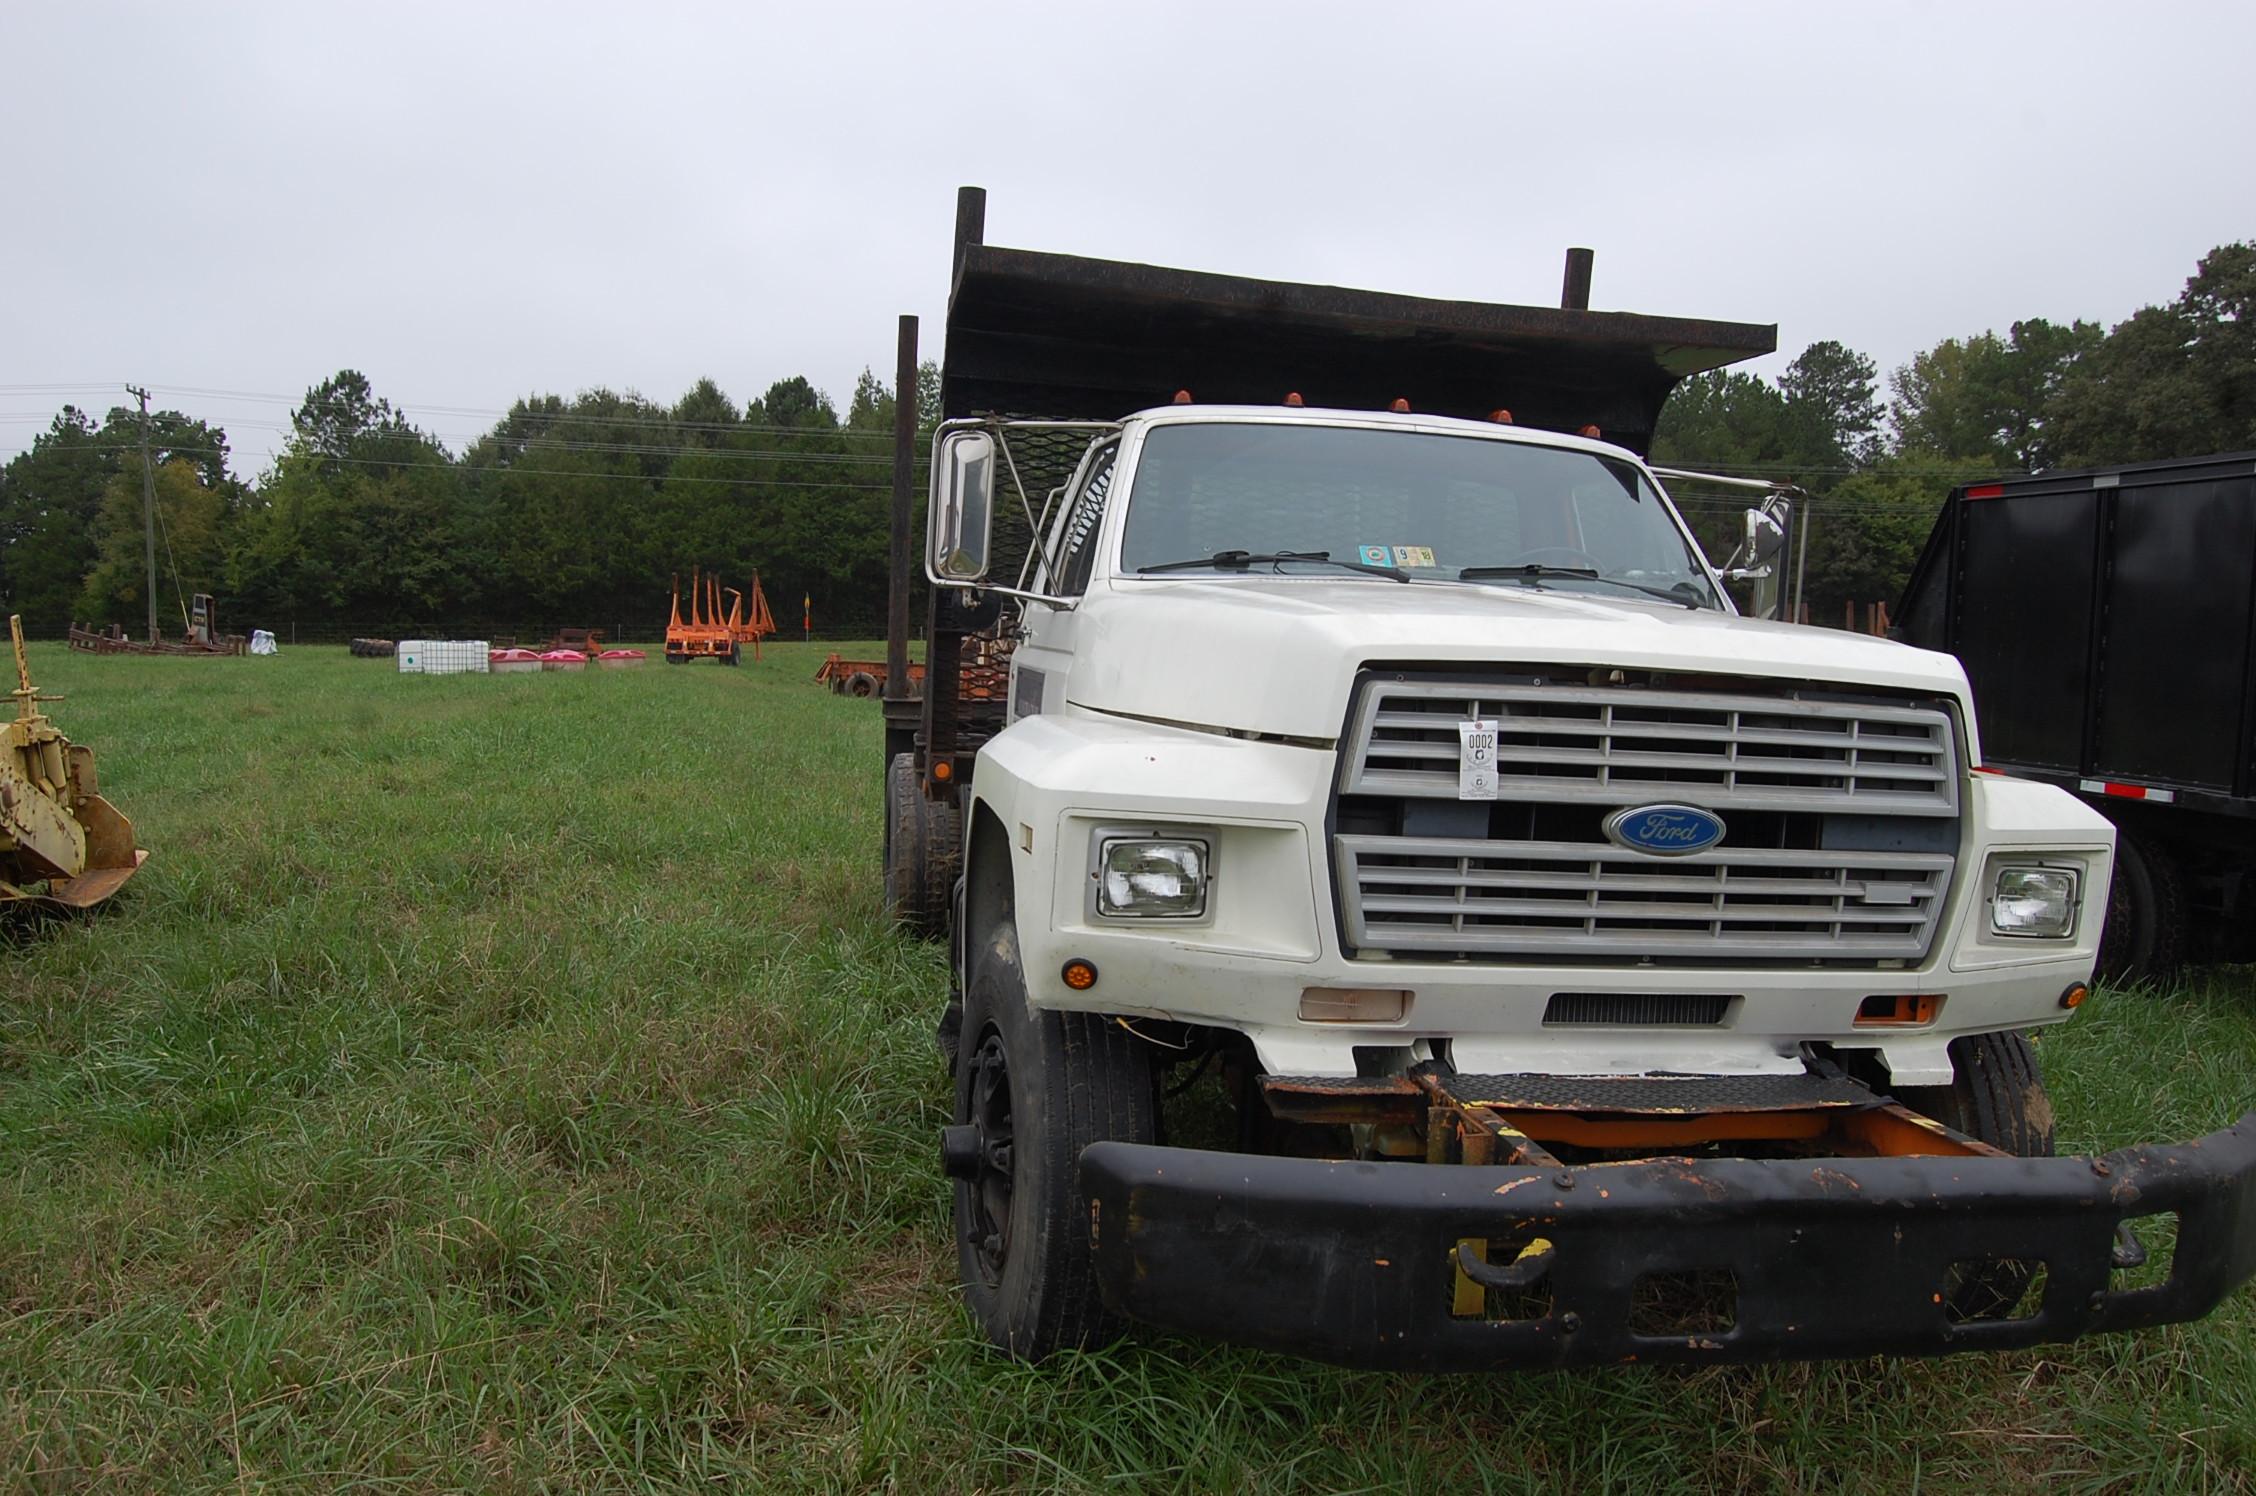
{"left": 948, "top": 402, "right": 2112, "bottom": 1088}
{"left": 884, "top": 188, "right": 2256, "bottom": 1370}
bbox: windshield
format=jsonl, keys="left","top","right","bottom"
{"left": 1117, "top": 422, "right": 1723, "bottom": 609}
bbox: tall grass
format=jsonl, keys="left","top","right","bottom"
{"left": 0, "top": 643, "right": 2249, "bottom": 1492}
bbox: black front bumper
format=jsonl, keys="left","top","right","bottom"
{"left": 1080, "top": 1114, "right": 2256, "bottom": 1370}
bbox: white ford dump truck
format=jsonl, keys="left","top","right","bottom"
{"left": 872, "top": 188, "right": 2256, "bottom": 1369}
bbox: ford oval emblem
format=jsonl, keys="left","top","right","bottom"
{"left": 1604, "top": 803, "right": 1727, "bottom": 857}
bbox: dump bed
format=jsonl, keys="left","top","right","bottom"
{"left": 1896, "top": 450, "right": 2256, "bottom": 816}
{"left": 941, "top": 192, "right": 1777, "bottom": 455}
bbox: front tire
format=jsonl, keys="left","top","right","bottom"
{"left": 1896, "top": 1031, "right": 2055, "bottom": 1319}
{"left": 948, "top": 929, "right": 1157, "bottom": 1360}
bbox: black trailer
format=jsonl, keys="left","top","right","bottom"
{"left": 1896, "top": 450, "right": 2256, "bottom": 976}
{"left": 877, "top": 185, "right": 1778, "bottom": 937}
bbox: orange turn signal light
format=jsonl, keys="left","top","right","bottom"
{"left": 1172, "top": 389, "right": 1194, "bottom": 404}
{"left": 931, "top": 759, "right": 952, "bottom": 781}
{"left": 1855, "top": 993, "right": 1941, "bottom": 1027}
{"left": 1283, "top": 391, "right": 1305, "bottom": 407}
{"left": 1061, "top": 959, "right": 1099, "bottom": 992}
{"left": 1389, "top": 397, "right": 1411, "bottom": 413}
{"left": 1577, "top": 424, "right": 1603, "bottom": 439}
{"left": 2060, "top": 982, "right": 2089, "bottom": 1010}
{"left": 1488, "top": 409, "right": 1515, "bottom": 424}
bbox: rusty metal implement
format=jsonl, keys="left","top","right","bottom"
{"left": 0, "top": 616, "right": 148, "bottom": 911}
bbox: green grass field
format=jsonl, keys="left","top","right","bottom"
{"left": 0, "top": 642, "right": 2251, "bottom": 1493}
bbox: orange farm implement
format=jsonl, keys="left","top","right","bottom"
{"left": 814, "top": 634, "right": 1009, "bottom": 701}
{"left": 664, "top": 569, "right": 776, "bottom": 665}
{"left": 1, "top": 616, "right": 147, "bottom": 911}
{"left": 815, "top": 654, "right": 918, "bottom": 698}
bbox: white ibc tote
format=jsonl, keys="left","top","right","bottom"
{"left": 396, "top": 640, "right": 490, "bottom": 675}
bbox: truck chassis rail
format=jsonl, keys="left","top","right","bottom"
{"left": 1080, "top": 1113, "right": 2256, "bottom": 1370}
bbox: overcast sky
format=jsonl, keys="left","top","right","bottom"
{"left": 4, "top": 1, "right": 2250, "bottom": 473}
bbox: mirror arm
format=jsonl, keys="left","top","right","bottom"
{"left": 934, "top": 579, "right": 1077, "bottom": 610}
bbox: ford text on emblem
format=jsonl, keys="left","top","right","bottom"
{"left": 1604, "top": 803, "right": 1727, "bottom": 856}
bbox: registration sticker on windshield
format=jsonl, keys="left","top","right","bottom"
{"left": 1357, "top": 545, "right": 1391, "bottom": 566}
{"left": 1457, "top": 719, "right": 1499, "bottom": 800}
{"left": 1392, "top": 545, "right": 1436, "bottom": 568}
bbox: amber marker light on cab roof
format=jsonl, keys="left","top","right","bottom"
{"left": 1578, "top": 424, "right": 1603, "bottom": 439}
{"left": 1061, "top": 959, "right": 1099, "bottom": 992}
{"left": 1389, "top": 398, "right": 1411, "bottom": 412}
{"left": 1489, "top": 409, "right": 1515, "bottom": 424}
{"left": 1172, "top": 389, "right": 1194, "bottom": 404}
{"left": 1283, "top": 392, "right": 1304, "bottom": 406}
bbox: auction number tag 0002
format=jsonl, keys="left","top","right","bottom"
{"left": 1458, "top": 719, "right": 1499, "bottom": 800}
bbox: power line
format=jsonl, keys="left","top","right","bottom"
{"left": 129, "top": 382, "right": 915, "bottom": 443}
{"left": 5, "top": 441, "right": 923, "bottom": 493}
{"left": 8, "top": 436, "right": 2010, "bottom": 499}
{"left": 21, "top": 411, "right": 903, "bottom": 467}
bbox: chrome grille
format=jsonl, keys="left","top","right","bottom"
{"left": 1344, "top": 680, "right": 1958, "bottom": 815}
{"left": 1338, "top": 836, "right": 1952, "bottom": 961}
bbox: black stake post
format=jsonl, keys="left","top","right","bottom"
{"left": 916, "top": 186, "right": 991, "bottom": 802}
{"left": 1561, "top": 248, "right": 1594, "bottom": 311}
{"left": 885, "top": 315, "right": 917, "bottom": 700}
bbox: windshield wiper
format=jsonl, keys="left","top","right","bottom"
{"left": 1457, "top": 563, "right": 1701, "bottom": 610}
{"left": 1137, "top": 549, "right": 1409, "bottom": 582}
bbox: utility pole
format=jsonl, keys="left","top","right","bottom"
{"left": 126, "top": 385, "right": 158, "bottom": 643}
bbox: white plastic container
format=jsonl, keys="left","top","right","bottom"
{"left": 397, "top": 640, "right": 491, "bottom": 675}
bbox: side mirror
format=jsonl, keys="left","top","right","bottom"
{"left": 1719, "top": 495, "right": 1793, "bottom": 621}
{"left": 1729, "top": 505, "right": 1788, "bottom": 573}
{"left": 929, "top": 429, "right": 997, "bottom": 582}
{"left": 1720, "top": 497, "right": 1790, "bottom": 576}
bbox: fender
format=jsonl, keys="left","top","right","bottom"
{"left": 959, "top": 707, "right": 1334, "bottom": 1014}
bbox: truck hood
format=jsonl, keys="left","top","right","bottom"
{"left": 1065, "top": 578, "right": 1976, "bottom": 742}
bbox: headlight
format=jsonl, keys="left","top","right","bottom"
{"left": 1990, "top": 866, "right": 2079, "bottom": 938}
{"left": 1097, "top": 837, "right": 1210, "bottom": 918}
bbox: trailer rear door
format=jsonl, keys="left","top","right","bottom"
{"left": 1954, "top": 486, "right": 2101, "bottom": 772}
{"left": 2091, "top": 469, "right": 2256, "bottom": 792}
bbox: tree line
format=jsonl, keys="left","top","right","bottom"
{"left": 1, "top": 242, "right": 2247, "bottom": 641}
{"left": 0, "top": 367, "right": 940, "bottom": 643}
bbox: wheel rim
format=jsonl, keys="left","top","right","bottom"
{"left": 963, "top": 1027, "right": 1015, "bottom": 1287}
